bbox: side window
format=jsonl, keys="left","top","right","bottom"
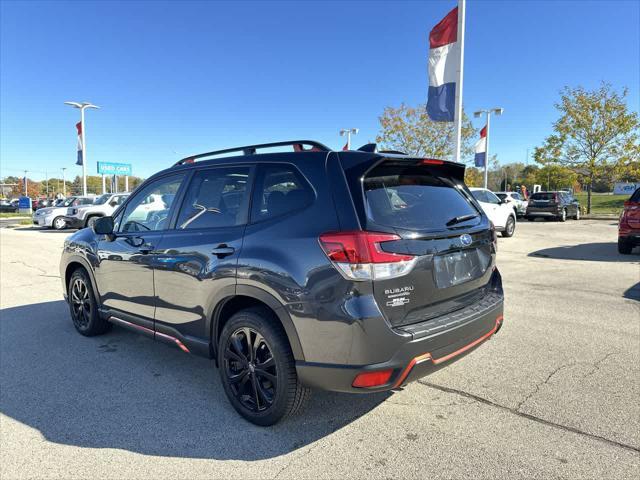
{"left": 486, "top": 191, "right": 501, "bottom": 204}
{"left": 512, "top": 193, "right": 522, "bottom": 201}
{"left": 250, "top": 165, "right": 314, "bottom": 222}
{"left": 176, "top": 167, "right": 251, "bottom": 229}
{"left": 119, "top": 174, "right": 185, "bottom": 233}
{"left": 471, "top": 190, "right": 487, "bottom": 203}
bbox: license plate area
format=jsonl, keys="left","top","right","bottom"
{"left": 433, "top": 248, "right": 490, "bottom": 289}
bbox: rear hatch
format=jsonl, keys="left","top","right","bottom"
{"left": 339, "top": 155, "right": 495, "bottom": 328}
{"left": 528, "top": 192, "right": 559, "bottom": 212}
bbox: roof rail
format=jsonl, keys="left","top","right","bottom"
{"left": 174, "top": 140, "right": 331, "bottom": 166}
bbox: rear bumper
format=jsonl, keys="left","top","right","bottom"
{"left": 619, "top": 230, "right": 640, "bottom": 245}
{"left": 526, "top": 210, "right": 559, "bottom": 217}
{"left": 296, "top": 294, "right": 503, "bottom": 393}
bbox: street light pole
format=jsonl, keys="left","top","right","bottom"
{"left": 61, "top": 167, "right": 67, "bottom": 197}
{"left": 64, "top": 101, "right": 100, "bottom": 196}
{"left": 474, "top": 107, "right": 503, "bottom": 189}
{"left": 339, "top": 128, "right": 359, "bottom": 150}
{"left": 23, "top": 170, "right": 28, "bottom": 196}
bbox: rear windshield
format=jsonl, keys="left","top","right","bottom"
{"left": 531, "top": 192, "right": 556, "bottom": 201}
{"left": 363, "top": 164, "right": 478, "bottom": 231}
{"left": 630, "top": 188, "right": 640, "bottom": 203}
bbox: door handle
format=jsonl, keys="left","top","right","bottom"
{"left": 211, "top": 245, "right": 235, "bottom": 258}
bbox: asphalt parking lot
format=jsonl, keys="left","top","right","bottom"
{"left": 1, "top": 220, "right": 638, "bottom": 479}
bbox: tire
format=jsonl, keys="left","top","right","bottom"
{"left": 559, "top": 209, "right": 567, "bottom": 222}
{"left": 52, "top": 216, "right": 66, "bottom": 230}
{"left": 618, "top": 238, "right": 633, "bottom": 255}
{"left": 85, "top": 216, "right": 100, "bottom": 229}
{"left": 68, "top": 268, "right": 111, "bottom": 336}
{"left": 218, "top": 307, "right": 311, "bottom": 426}
{"left": 573, "top": 208, "right": 581, "bottom": 220}
{"left": 502, "top": 216, "right": 516, "bottom": 237}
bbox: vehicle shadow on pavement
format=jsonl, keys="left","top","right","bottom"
{"left": 623, "top": 282, "right": 640, "bottom": 301}
{"left": 0, "top": 300, "right": 390, "bottom": 460}
{"left": 528, "top": 242, "right": 639, "bottom": 262}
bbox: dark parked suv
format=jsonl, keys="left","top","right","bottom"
{"left": 60, "top": 140, "right": 504, "bottom": 425}
{"left": 526, "top": 191, "right": 581, "bottom": 221}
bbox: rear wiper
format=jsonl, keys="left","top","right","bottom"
{"left": 446, "top": 213, "right": 479, "bottom": 226}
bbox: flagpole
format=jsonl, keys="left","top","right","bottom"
{"left": 453, "top": 0, "right": 466, "bottom": 163}
{"left": 484, "top": 112, "right": 491, "bottom": 188}
{"left": 81, "top": 107, "right": 87, "bottom": 196}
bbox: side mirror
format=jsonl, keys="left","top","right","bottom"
{"left": 109, "top": 200, "right": 118, "bottom": 207}
{"left": 93, "top": 216, "right": 114, "bottom": 236}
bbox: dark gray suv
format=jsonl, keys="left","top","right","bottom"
{"left": 60, "top": 140, "right": 504, "bottom": 425}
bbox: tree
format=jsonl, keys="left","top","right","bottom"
{"left": 376, "top": 103, "right": 477, "bottom": 162}
{"left": 464, "top": 167, "right": 483, "bottom": 187}
{"left": 13, "top": 178, "right": 41, "bottom": 198}
{"left": 535, "top": 83, "right": 640, "bottom": 213}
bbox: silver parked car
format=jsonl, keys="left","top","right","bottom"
{"left": 33, "top": 196, "right": 96, "bottom": 230}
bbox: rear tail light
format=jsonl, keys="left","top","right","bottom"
{"left": 620, "top": 210, "right": 630, "bottom": 229}
{"left": 352, "top": 369, "right": 393, "bottom": 388}
{"left": 319, "top": 231, "right": 417, "bottom": 281}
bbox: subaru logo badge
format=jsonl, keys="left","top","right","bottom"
{"left": 460, "top": 234, "right": 472, "bottom": 246}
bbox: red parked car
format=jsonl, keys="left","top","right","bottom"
{"left": 618, "top": 187, "right": 640, "bottom": 254}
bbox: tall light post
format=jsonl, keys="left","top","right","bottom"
{"left": 473, "top": 107, "right": 503, "bottom": 189}
{"left": 339, "top": 128, "right": 359, "bottom": 150}
{"left": 61, "top": 167, "right": 67, "bottom": 197}
{"left": 23, "top": 170, "right": 28, "bottom": 196}
{"left": 64, "top": 101, "right": 100, "bottom": 196}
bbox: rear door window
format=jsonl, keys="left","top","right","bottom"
{"left": 177, "top": 167, "right": 251, "bottom": 229}
{"left": 363, "top": 164, "right": 478, "bottom": 231}
{"left": 250, "top": 165, "right": 314, "bottom": 222}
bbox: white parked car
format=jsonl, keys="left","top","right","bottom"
{"left": 64, "top": 192, "right": 130, "bottom": 229}
{"left": 32, "top": 196, "right": 96, "bottom": 230}
{"left": 469, "top": 187, "right": 517, "bottom": 237}
{"left": 495, "top": 191, "right": 528, "bottom": 217}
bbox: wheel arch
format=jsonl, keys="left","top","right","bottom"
{"left": 210, "top": 286, "right": 304, "bottom": 363}
{"left": 84, "top": 213, "right": 104, "bottom": 227}
{"left": 63, "top": 256, "right": 101, "bottom": 304}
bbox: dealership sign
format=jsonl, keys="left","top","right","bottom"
{"left": 97, "top": 162, "right": 132, "bottom": 176}
{"left": 613, "top": 182, "right": 638, "bottom": 195}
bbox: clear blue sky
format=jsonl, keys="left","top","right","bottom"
{"left": 1, "top": 0, "right": 638, "bottom": 181}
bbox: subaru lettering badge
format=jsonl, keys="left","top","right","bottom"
{"left": 460, "top": 234, "right": 472, "bottom": 246}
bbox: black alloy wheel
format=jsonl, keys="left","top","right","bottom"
{"left": 224, "top": 327, "right": 277, "bottom": 413}
{"left": 68, "top": 268, "right": 110, "bottom": 336}
{"left": 218, "top": 307, "right": 310, "bottom": 426}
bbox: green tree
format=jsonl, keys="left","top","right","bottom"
{"left": 535, "top": 83, "right": 640, "bottom": 213}
{"left": 376, "top": 103, "right": 477, "bottom": 162}
{"left": 464, "top": 167, "right": 483, "bottom": 187}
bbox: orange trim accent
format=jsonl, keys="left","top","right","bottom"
{"left": 110, "top": 317, "right": 190, "bottom": 354}
{"left": 155, "top": 331, "right": 191, "bottom": 353}
{"left": 393, "top": 353, "right": 432, "bottom": 388}
{"left": 432, "top": 316, "right": 501, "bottom": 364}
{"left": 394, "top": 315, "right": 503, "bottom": 387}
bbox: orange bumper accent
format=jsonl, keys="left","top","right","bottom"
{"left": 394, "top": 315, "right": 503, "bottom": 388}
